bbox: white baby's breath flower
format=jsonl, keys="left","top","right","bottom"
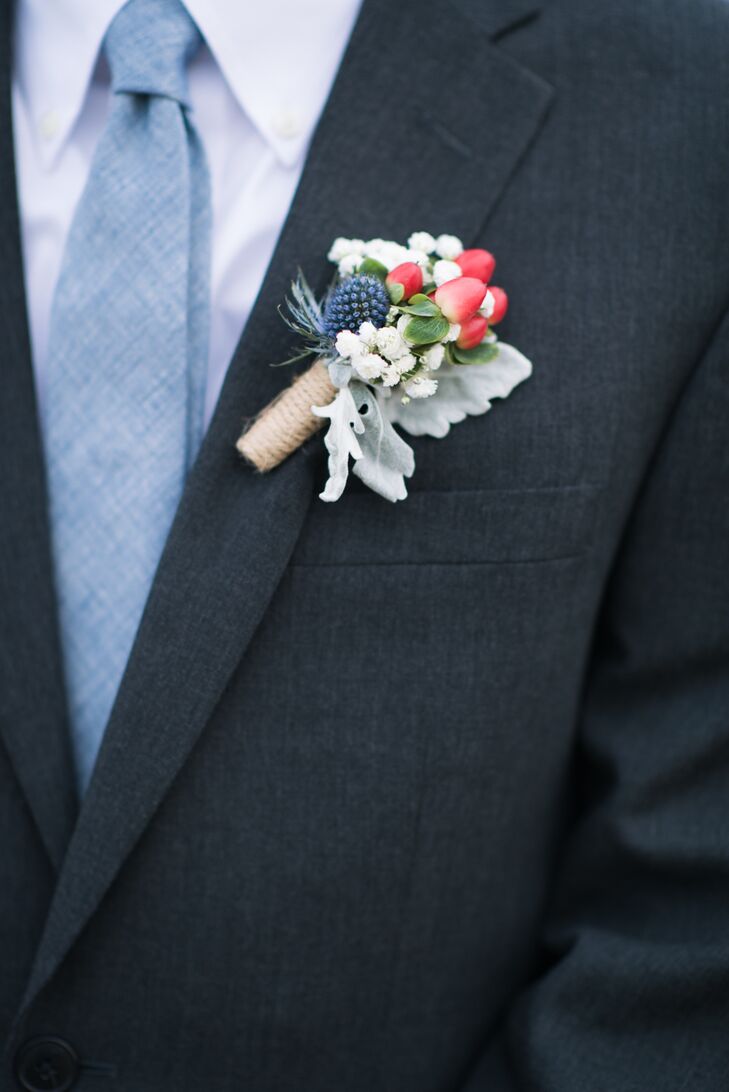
{"left": 479, "top": 289, "right": 495, "bottom": 318}
{"left": 364, "top": 238, "right": 409, "bottom": 270}
{"left": 375, "top": 326, "right": 409, "bottom": 361}
{"left": 403, "top": 376, "right": 439, "bottom": 399}
{"left": 328, "top": 238, "right": 351, "bottom": 262}
{"left": 387, "top": 306, "right": 399, "bottom": 323}
{"left": 444, "top": 323, "right": 461, "bottom": 342}
{"left": 421, "top": 343, "right": 445, "bottom": 371}
{"left": 335, "top": 330, "right": 364, "bottom": 359}
{"left": 338, "top": 253, "right": 361, "bottom": 277}
{"left": 328, "top": 239, "right": 346, "bottom": 262}
{"left": 396, "top": 352, "right": 417, "bottom": 375}
{"left": 381, "top": 363, "right": 403, "bottom": 387}
{"left": 405, "top": 248, "right": 430, "bottom": 269}
{"left": 378, "top": 351, "right": 415, "bottom": 387}
{"left": 357, "top": 321, "right": 379, "bottom": 348}
{"left": 388, "top": 246, "right": 412, "bottom": 270}
{"left": 327, "top": 237, "right": 365, "bottom": 262}
{"left": 433, "top": 259, "right": 463, "bottom": 287}
{"left": 362, "top": 238, "right": 384, "bottom": 260}
{"left": 435, "top": 234, "right": 464, "bottom": 260}
{"left": 353, "top": 352, "right": 387, "bottom": 381}
{"left": 408, "top": 231, "right": 437, "bottom": 253}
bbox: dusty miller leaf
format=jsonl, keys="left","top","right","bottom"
{"left": 385, "top": 341, "right": 532, "bottom": 439}
{"left": 327, "top": 359, "right": 353, "bottom": 389}
{"left": 311, "top": 386, "right": 365, "bottom": 502}
{"left": 349, "top": 384, "right": 415, "bottom": 503}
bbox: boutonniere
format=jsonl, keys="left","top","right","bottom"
{"left": 237, "top": 232, "right": 532, "bottom": 502}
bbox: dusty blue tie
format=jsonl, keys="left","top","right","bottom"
{"left": 44, "top": 0, "right": 211, "bottom": 792}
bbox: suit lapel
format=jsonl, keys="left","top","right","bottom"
{"left": 19, "top": 0, "right": 554, "bottom": 1014}
{"left": 0, "top": 0, "right": 78, "bottom": 870}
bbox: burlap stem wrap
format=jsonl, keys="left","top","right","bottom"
{"left": 236, "top": 359, "right": 337, "bottom": 473}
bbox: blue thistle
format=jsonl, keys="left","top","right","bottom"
{"left": 323, "top": 274, "right": 390, "bottom": 340}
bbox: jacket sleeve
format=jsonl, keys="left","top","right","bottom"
{"left": 460, "top": 303, "right": 729, "bottom": 1091}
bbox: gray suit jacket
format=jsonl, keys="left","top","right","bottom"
{"left": 2, "top": 0, "right": 729, "bottom": 1088}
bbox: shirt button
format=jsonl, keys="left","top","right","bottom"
{"left": 38, "top": 110, "right": 61, "bottom": 141}
{"left": 14, "top": 1037, "right": 80, "bottom": 1091}
{"left": 270, "top": 108, "right": 303, "bottom": 141}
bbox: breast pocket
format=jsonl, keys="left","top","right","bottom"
{"left": 290, "top": 483, "right": 601, "bottom": 568}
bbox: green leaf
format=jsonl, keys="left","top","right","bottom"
{"left": 403, "top": 314, "right": 450, "bottom": 346}
{"left": 398, "top": 294, "right": 441, "bottom": 317}
{"left": 387, "top": 281, "right": 404, "bottom": 305}
{"left": 358, "top": 257, "right": 388, "bottom": 280}
{"left": 450, "top": 342, "right": 500, "bottom": 365}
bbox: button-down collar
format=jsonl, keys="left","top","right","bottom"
{"left": 13, "top": 0, "right": 362, "bottom": 170}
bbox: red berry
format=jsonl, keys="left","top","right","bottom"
{"left": 434, "top": 277, "right": 486, "bottom": 324}
{"left": 456, "top": 315, "right": 489, "bottom": 349}
{"left": 455, "top": 248, "right": 496, "bottom": 283}
{"left": 385, "top": 261, "right": 423, "bottom": 301}
{"left": 488, "top": 286, "right": 509, "bottom": 325}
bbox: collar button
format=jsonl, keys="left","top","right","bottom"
{"left": 38, "top": 110, "right": 61, "bottom": 142}
{"left": 271, "top": 108, "right": 303, "bottom": 141}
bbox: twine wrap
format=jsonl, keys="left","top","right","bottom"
{"left": 236, "top": 359, "right": 337, "bottom": 473}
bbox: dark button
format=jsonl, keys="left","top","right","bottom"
{"left": 14, "top": 1037, "right": 80, "bottom": 1092}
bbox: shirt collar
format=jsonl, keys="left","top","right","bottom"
{"left": 14, "top": 0, "right": 363, "bottom": 171}
{"left": 13, "top": 0, "right": 123, "bottom": 167}
{"left": 184, "top": 0, "right": 362, "bottom": 168}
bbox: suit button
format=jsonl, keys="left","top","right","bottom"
{"left": 14, "top": 1037, "right": 79, "bottom": 1091}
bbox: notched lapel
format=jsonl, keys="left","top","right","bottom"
{"left": 19, "top": 0, "right": 554, "bottom": 1016}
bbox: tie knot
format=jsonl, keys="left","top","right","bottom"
{"left": 104, "top": 0, "right": 202, "bottom": 106}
